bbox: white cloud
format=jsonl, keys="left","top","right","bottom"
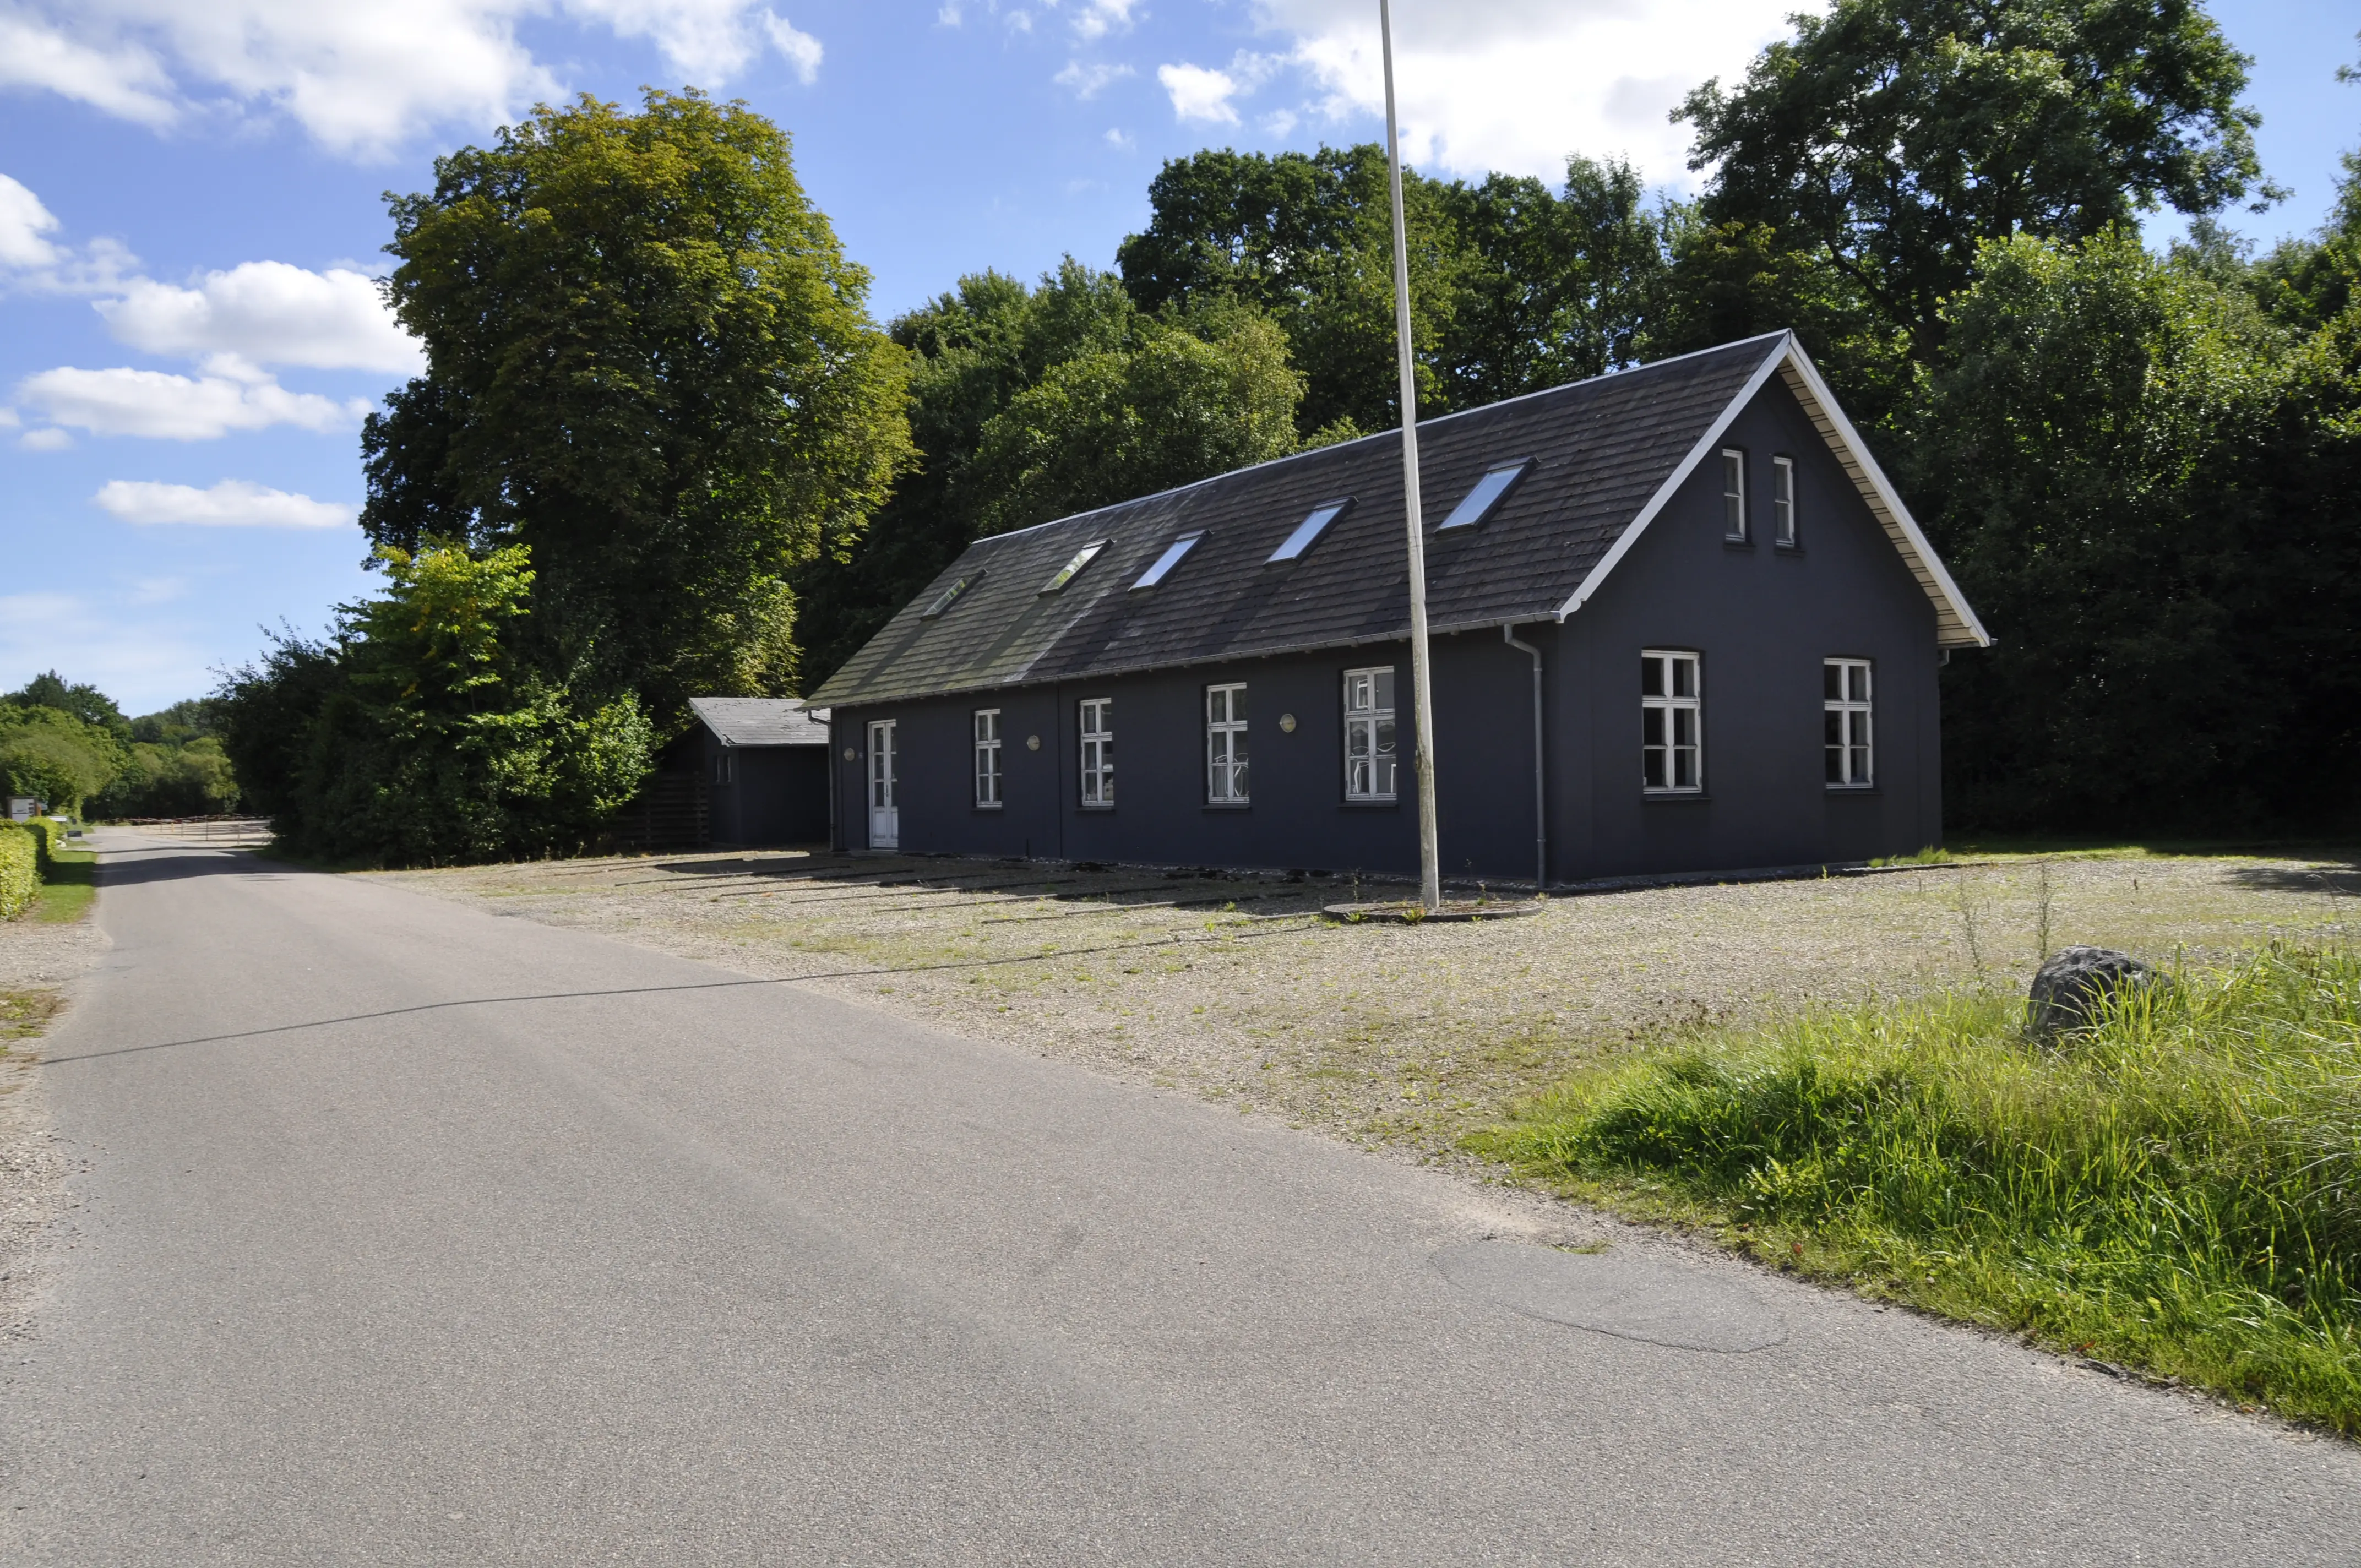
{"left": 761, "top": 12, "right": 822, "bottom": 83}
{"left": 1054, "top": 59, "right": 1133, "bottom": 99}
{"left": 0, "top": 13, "right": 177, "bottom": 127}
{"left": 937, "top": 3, "right": 962, "bottom": 24}
{"left": 20, "top": 427, "right": 73, "bottom": 450}
{"left": 1070, "top": 0, "right": 1138, "bottom": 42}
{"left": 1158, "top": 62, "right": 1239, "bottom": 124}
{"left": 94, "top": 262, "right": 422, "bottom": 374}
{"left": 0, "top": 1, "right": 823, "bottom": 158}
{"left": 17, "top": 365, "right": 371, "bottom": 440}
{"left": 95, "top": 478, "right": 356, "bottom": 529}
{"left": 1103, "top": 126, "right": 1134, "bottom": 151}
{"left": 1241, "top": 0, "right": 1805, "bottom": 184}
{"left": 0, "top": 173, "right": 62, "bottom": 269}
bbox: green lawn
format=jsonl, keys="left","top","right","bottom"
{"left": 1471, "top": 943, "right": 2361, "bottom": 1434}
{"left": 31, "top": 842, "right": 95, "bottom": 922}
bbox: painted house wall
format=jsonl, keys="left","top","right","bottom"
{"left": 829, "top": 378, "right": 1943, "bottom": 882}
{"left": 1553, "top": 378, "right": 1943, "bottom": 878}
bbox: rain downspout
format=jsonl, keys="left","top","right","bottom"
{"left": 1502, "top": 624, "right": 1545, "bottom": 890}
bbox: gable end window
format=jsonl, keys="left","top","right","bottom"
{"left": 1342, "top": 666, "right": 1398, "bottom": 802}
{"left": 1721, "top": 448, "right": 1748, "bottom": 541}
{"left": 973, "top": 708, "right": 1003, "bottom": 808}
{"left": 1771, "top": 456, "right": 1797, "bottom": 547}
{"left": 1641, "top": 650, "right": 1702, "bottom": 793}
{"left": 1206, "top": 684, "right": 1249, "bottom": 803}
{"left": 1825, "top": 660, "right": 1873, "bottom": 787}
{"left": 713, "top": 749, "right": 735, "bottom": 786}
{"left": 1078, "top": 698, "right": 1114, "bottom": 808}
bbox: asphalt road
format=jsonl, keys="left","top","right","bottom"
{"left": 3, "top": 832, "right": 2354, "bottom": 1565}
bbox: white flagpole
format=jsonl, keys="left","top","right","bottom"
{"left": 1379, "top": 0, "right": 1441, "bottom": 913}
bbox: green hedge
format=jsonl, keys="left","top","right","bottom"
{"left": 10, "top": 815, "right": 59, "bottom": 876}
{"left": 0, "top": 825, "right": 35, "bottom": 922}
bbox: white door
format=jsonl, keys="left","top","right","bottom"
{"left": 867, "top": 720, "right": 899, "bottom": 848}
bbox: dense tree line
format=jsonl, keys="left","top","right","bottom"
{"left": 215, "top": 0, "right": 2356, "bottom": 861}
{"left": 0, "top": 673, "right": 240, "bottom": 818}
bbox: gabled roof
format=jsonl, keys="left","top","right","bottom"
{"left": 688, "top": 698, "right": 831, "bottom": 747}
{"left": 808, "top": 331, "right": 1987, "bottom": 709}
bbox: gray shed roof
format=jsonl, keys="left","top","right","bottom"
{"left": 688, "top": 698, "right": 832, "bottom": 747}
{"left": 808, "top": 331, "right": 1986, "bottom": 710}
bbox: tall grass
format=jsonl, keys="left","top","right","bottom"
{"left": 1473, "top": 944, "right": 2361, "bottom": 1432}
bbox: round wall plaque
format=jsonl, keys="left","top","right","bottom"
{"left": 1278, "top": 712, "right": 1297, "bottom": 733}
{"left": 1026, "top": 734, "right": 1042, "bottom": 751}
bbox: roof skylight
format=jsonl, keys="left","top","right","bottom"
{"left": 1130, "top": 531, "right": 1204, "bottom": 591}
{"left": 1038, "top": 541, "right": 1107, "bottom": 595}
{"left": 1268, "top": 500, "right": 1351, "bottom": 563}
{"left": 921, "top": 570, "right": 983, "bottom": 618}
{"left": 1437, "top": 460, "right": 1532, "bottom": 530}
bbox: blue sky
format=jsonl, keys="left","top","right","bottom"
{"left": 0, "top": 0, "right": 2351, "bottom": 715}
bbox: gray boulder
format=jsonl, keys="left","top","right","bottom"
{"left": 2026, "top": 946, "right": 2153, "bottom": 1039}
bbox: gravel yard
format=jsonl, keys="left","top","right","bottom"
{"left": 384, "top": 847, "right": 2357, "bottom": 1156}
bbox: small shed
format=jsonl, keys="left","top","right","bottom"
{"left": 682, "top": 698, "right": 833, "bottom": 847}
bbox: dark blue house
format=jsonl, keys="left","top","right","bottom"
{"left": 804, "top": 331, "right": 1989, "bottom": 885}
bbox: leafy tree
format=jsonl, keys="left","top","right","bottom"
{"left": 962, "top": 308, "right": 1303, "bottom": 536}
{"left": 129, "top": 698, "right": 224, "bottom": 747}
{"left": 1116, "top": 144, "right": 1463, "bottom": 434}
{"left": 791, "top": 262, "right": 1304, "bottom": 684}
{"left": 1669, "top": 0, "right": 2271, "bottom": 404}
{"left": 1431, "top": 158, "right": 1673, "bottom": 406}
{"left": 0, "top": 705, "right": 118, "bottom": 813}
{"left": 7, "top": 671, "right": 130, "bottom": 742}
{"left": 1907, "top": 228, "right": 2361, "bottom": 830}
{"left": 217, "top": 547, "right": 652, "bottom": 864}
{"left": 93, "top": 739, "right": 240, "bottom": 818}
{"left": 1117, "top": 145, "right": 1671, "bottom": 434}
{"left": 363, "top": 89, "right": 912, "bottom": 718}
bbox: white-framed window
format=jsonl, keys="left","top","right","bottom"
{"left": 1771, "top": 455, "right": 1797, "bottom": 547}
{"left": 1721, "top": 448, "right": 1747, "bottom": 541}
{"left": 973, "top": 708, "right": 1003, "bottom": 808}
{"left": 1825, "top": 659, "right": 1873, "bottom": 787}
{"left": 1343, "top": 666, "right": 1398, "bottom": 802}
{"left": 1206, "top": 683, "right": 1249, "bottom": 803}
{"left": 713, "top": 749, "right": 734, "bottom": 786}
{"left": 1641, "top": 650, "right": 1703, "bottom": 793}
{"left": 1079, "top": 698, "right": 1114, "bottom": 808}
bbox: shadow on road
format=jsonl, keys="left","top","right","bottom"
{"left": 91, "top": 842, "right": 306, "bottom": 889}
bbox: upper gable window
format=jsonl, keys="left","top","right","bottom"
{"left": 1437, "top": 460, "right": 1531, "bottom": 530}
{"left": 1131, "top": 531, "right": 1204, "bottom": 590}
{"left": 1772, "top": 455, "right": 1798, "bottom": 548}
{"left": 1269, "top": 500, "right": 1350, "bottom": 563}
{"left": 1721, "top": 449, "right": 1748, "bottom": 541}
{"left": 1039, "top": 541, "right": 1107, "bottom": 595}
{"left": 922, "top": 571, "right": 982, "bottom": 618}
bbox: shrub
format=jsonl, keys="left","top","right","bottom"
{"left": 0, "top": 825, "right": 34, "bottom": 921}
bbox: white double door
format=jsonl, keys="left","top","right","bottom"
{"left": 866, "top": 720, "right": 899, "bottom": 848}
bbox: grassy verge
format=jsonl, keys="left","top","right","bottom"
{"left": 30, "top": 842, "right": 95, "bottom": 923}
{"left": 1470, "top": 943, "right": 2361, "bottom": 1434}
